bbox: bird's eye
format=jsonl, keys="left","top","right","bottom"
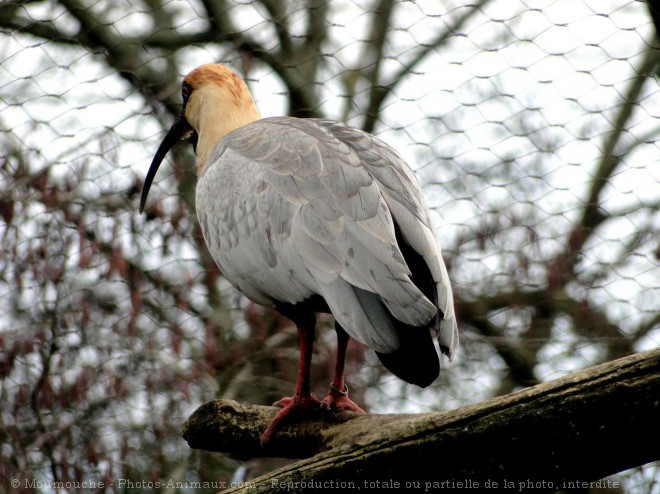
{"left": 182, "top": 84, "right": 191, "bottom": 101}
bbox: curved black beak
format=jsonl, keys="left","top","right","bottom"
{"left": 139, "top": 116, "right": 193, "bottom": 214}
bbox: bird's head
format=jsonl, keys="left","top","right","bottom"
{"left": 139, "top": 63, "right": 260, "bottom": 213}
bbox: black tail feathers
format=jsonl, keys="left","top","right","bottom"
{"left": 376, "top": 319, "right": 440, "bottom": 388}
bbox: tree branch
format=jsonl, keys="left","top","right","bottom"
{"left": 549, "top": 43, "right": 660, "bottom": 288}
{"left": 271, "top": 0, "right": 330, "bottom": 117}
{"left": 359, "top": 0, "right": 396, "bottom": 130}
{"left": 360, "top": 0, "right": 496, "bottom": 133}
{"left": 183, "top": 348, "right": 660, "bottom": 491}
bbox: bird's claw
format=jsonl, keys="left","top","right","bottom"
{"left": 261, "top": 387, "right": 365, "bottom": 446}
{"left": 321, "top": 383, "right": 366, "bottom": 414}
{"left": 261, "top": 394, "right": 322, "bottom": 445}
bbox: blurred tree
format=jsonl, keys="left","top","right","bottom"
{"left": 0, "top": 0, "right": 658, "bottom": 491}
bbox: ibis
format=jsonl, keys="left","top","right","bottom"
{"left": 140, "top": 64, "right": 458, "bottom": 443}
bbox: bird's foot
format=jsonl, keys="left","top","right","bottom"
{"left": 321, "top": 383, "right": 366, "bottom": 414}
{"left": 262, "top": 394, "right": 322, "bottom": 445}
{"left": 271, "top": 394, "right": 320, "bottom": 409}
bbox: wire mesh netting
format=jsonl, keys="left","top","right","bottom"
{"left": 1, "top": 0, "right": 659, "bottom": 491}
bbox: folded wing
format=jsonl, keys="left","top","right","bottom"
{"left": 197, "top": 117, "right": 458, "bottom": 385}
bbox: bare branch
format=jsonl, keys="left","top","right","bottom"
{"left": 549, "top": 43, "right": 660, "bottom": 286}
{"left": 360, "top": 0, "right": 396, "bottom": 130}
{"left": 361, "top": 0, "right": 497, "bottom": 132}
{"left": 259, "top": 0, "right": 293, "bottom": 55}
{"left": 0, "top": 14, "right": 79, "bottom": 44}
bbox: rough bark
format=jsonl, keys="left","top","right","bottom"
{"left": 183, "top": 348, "right": 660, "bottom": 492}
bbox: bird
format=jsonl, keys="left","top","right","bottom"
{"left": 140, "top": 63, "right": 458, "bottom": 444}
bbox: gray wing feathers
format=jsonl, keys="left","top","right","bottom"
{"left": 213, "top": 117, "right": 457, "bottom": 357}
{"left": 382, "top": 167, "right": 458, "bottom": 361}
{"left": 317, "top": 278, "right": 399, "bottom": 352}
{"left": 329, "top": 121, "right": 458, "bottom": 359}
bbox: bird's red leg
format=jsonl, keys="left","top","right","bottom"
{"left": 262, "top": 318, "right": 321, "bottom": 444}
{"left": 322, "top": 324, "right": 365, "bottom": 414}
